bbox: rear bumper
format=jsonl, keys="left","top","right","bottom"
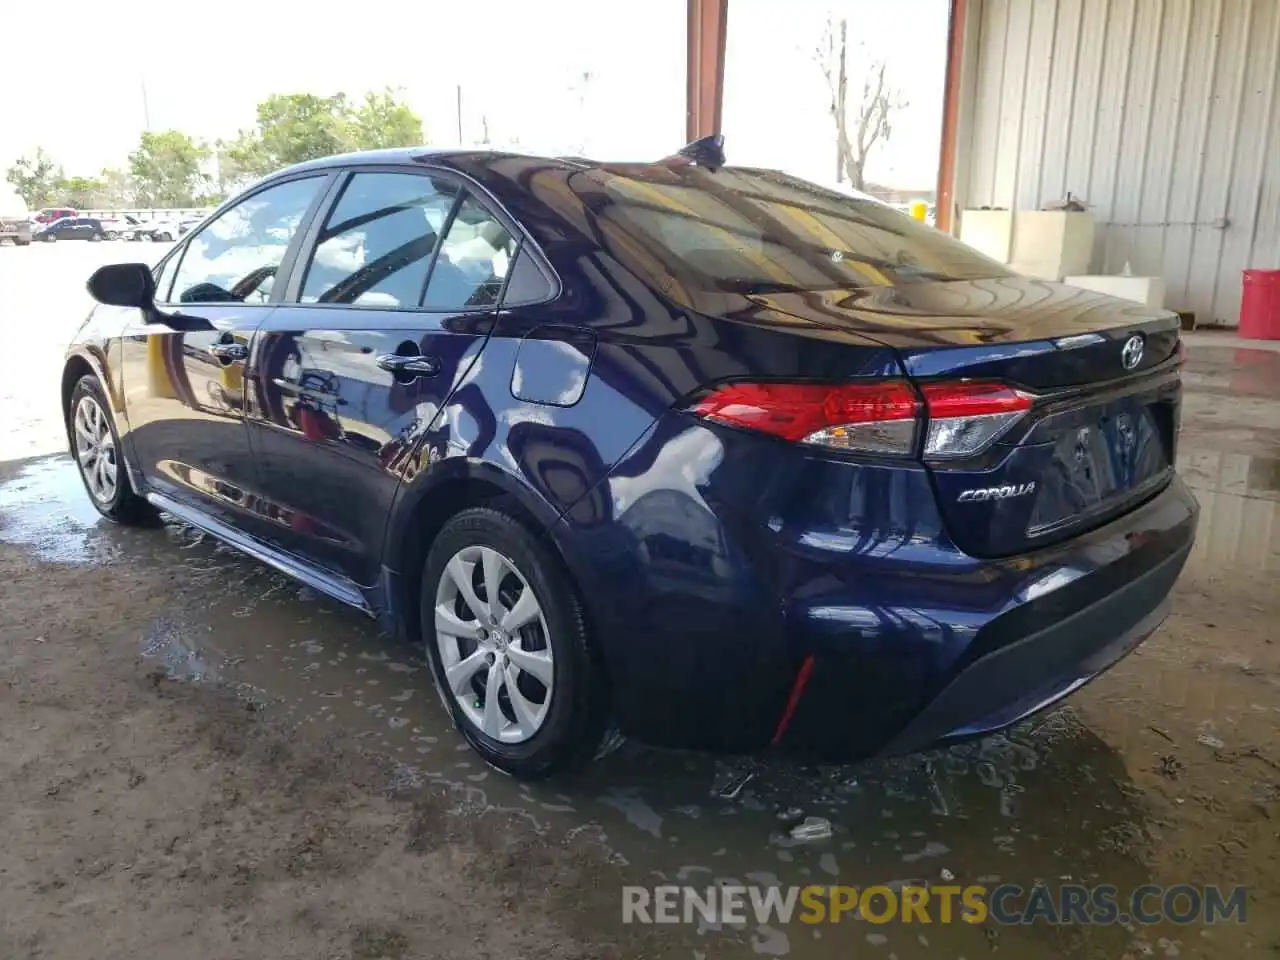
{"left": 554, "top": 412, "right": 1198, "bottom": 758}
{"left": 876, "top": 536, "right": 1185, "bottom": 756}
{"left": 774, "top": 478, "right": 1197, "bottom": 760}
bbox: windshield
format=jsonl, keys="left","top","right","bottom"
{"left": 576, "top": 165, "right": 1012, "bottom": 294}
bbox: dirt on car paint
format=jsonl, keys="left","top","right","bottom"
{"left": 0, "top": 331, "right": 1277, "bottom": 958}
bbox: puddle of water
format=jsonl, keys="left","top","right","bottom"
{"left": 0, "top": 456, "right": 114, "bottom": 563}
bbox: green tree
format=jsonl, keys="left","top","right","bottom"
{"left": 5, "top": 148, "right": 61, "bottom": 208}
{"left": 58, "top": 175, "right": 107, "bottom": 208}
{"left": 129, "top": 130, "right": 209, "bottom": 206}
{"left": 257, "top": 93, "right": 351, "bottom": 168}
{"left": 97, "top": 167, "right": 137, "bottom": 207}
{"left": 223, "top": 89, "right": 425, "bottom": 184}
{"left": 347, "top": 88, "right": 424, "bottom": 150}
{"left": 220, "top": 130, "right": 274, "bottom": 185}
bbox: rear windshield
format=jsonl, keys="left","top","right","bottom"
{"left": 576, "top": 164, "right": 1012, "bottom": 293}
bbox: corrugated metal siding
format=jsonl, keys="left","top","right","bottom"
{"left": 962, "top": 0, "right": 1280, "bottom": 326}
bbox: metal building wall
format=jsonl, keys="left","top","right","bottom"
{"left": 960, "top": 0, "right": 1280, "bottom": 326}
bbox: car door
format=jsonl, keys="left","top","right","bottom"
{"left": 119, "top": 174, "right": 330, "bottom": 533}
{"left": 243, "top": 168, "right": 517, "bottom": 587}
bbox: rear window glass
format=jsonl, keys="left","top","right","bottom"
{"left": 577, "top": 165, "right": 1011, "bottom": 293}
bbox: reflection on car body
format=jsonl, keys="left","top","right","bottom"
{"left": 63, "top": 139, "right": 1196, "bottom": 780}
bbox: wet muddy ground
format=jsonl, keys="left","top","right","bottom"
{"left": 0, "top": 245, "right": 1277, "bottom": 958}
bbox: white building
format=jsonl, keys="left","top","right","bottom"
{"left": 946, "top": 0, "right": 1280, "bottom": 327}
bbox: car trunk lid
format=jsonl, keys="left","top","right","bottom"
{"left": 743, "top": 278, "right": 1183, "bottom": 557}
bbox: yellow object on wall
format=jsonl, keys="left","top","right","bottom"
{"left": 145, "top": 335, "right": 177, "bottom": 399}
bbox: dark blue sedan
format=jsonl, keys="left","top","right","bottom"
{"left": 64, "top": 139, "right": 1197, "bottom": 779}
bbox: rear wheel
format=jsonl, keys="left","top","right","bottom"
{"left": 68, "top": 375, "right": 156, "bottom": 524}
{"left": 420, "top": 507, "right": 607, "bottom": 779}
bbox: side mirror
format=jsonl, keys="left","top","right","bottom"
{"left": 86, "top": 263, "right": 156, "bottom": 310}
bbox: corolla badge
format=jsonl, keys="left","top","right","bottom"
{"left": 1121, "top": 335, "right": 1145, "bottom": 370}
{"left": 957, "top": 481, "right": 1037, "bottom": 503}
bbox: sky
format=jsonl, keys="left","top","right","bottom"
{"left": 1, "top": 0, "right": 948, "bottom": 193}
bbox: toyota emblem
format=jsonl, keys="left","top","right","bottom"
{"left": 1121, "top": 335, "right": 1145, "bottom": 370}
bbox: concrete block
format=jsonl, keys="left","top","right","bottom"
{"left": 1011, "top": 211, "right": 1095, "bottom": 280}
{"left": 958, "top": 209, "right": 1014, "bottom": 263}
{"left": 1063, "top": 275, "right": 1166, "bottom": 308}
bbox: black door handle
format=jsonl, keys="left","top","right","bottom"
{"left": 208, "top": 341, "right": 248, "bottom": 363}
{"left": 376, "top": 354, "right": 441, "bottom": 378}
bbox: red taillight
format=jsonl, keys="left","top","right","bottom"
{"left": 689, "top": 381, "right": 920, "bottom": 455}
{"left": 919, "top": 382, "right": 1033, "bottom": 418}
{"left": 687, "top": 379, "right": 1034, "bottom": 458}
{"left": 920, "top": 381, "right": 1032, "bottom": 458}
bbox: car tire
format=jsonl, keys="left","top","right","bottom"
{"left": 89, "top": 232, "right": 102, "bottom": 242}
{"left": 14, "top": 238, "right": 30, "bottom": 246}
{"left": 103, "top": 231, "right": 117, "bottom": 241}
{"left": 43, "top": 232, "right": 55, "bottom": 242}
{"left": 68, "top": 374, "right": 156, "bottom": 525}
{"left": 420, "top": 506, "right": 608, "bottom": 780}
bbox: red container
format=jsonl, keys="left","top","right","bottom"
{"left": 1239, "top": 269, "right": 1280, "bottom": 340}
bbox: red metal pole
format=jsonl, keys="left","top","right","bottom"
{"left": 686, "top": 0, "right": 729, "bottom": 142}
{"left": 935, "top": 0, "right": 967, "bottom": 233}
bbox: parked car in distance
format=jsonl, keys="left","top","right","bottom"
{"left": 0, "top": 184, "right": 32, "bottom": 245}
{"left": 33, "top": 206, "right": 78, "bottom": 224}
{"left": 177, "top": 217, "right": 203, "bottom": 237}
{"left": 122, "top": 217, "right": 156, "bottom": 241}
{"left": 35, "top": 216, "right": 109, "bottom": 242}
{"left": 65, "top": 139, "right": 1197, "bottom": 779}
{"left": 100, "top": 214, "right": 147, "bottom": 240}
{"left": 146, "top": 219, "right": 180, "bottom": 242}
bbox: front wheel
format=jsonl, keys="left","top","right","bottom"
{"left": 421, "top": 507, "right": 608, "bottom": 779}
{"left": 42, "top": 232, "right": 56, "bottom": 242}
{"left": 68, "top": 375, "right": 156, "bottom": 524}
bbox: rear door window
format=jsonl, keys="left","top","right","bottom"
{"left": 501, "top": 247, "right": 555, "bottom": 307}
{"left": 298, "top": 171, "right": 459, "bottom": 308}
{"left": 422, "top": 196, "right": 517, "bottom": 309}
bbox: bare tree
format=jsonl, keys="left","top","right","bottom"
{"left": 815, "top": 16, "right": 908, "bottom": 191}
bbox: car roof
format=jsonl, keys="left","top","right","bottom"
{"left": 272, "top": 146, "right": 575, "bottom": 178}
